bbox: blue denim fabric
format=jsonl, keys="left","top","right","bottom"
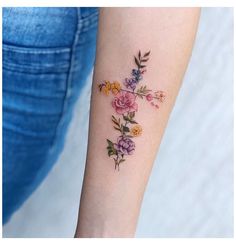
{"left": 2, "top": 7, "right": 98, "bottom": 225}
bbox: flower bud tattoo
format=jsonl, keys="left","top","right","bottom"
{"left": 98, "top": 50, "right": 166, "bottom": 170}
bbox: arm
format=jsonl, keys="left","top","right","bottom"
{"left": 75, "top": 7, "right": 200, "bottom": 238}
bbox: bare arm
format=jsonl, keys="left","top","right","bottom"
{"left": 75, "top": 7, "right": 200, "bottom": 238}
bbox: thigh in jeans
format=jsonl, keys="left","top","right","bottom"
{"left": 2, "top": 7, "right": 98, "bottom": 224}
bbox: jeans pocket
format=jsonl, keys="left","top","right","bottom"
{"left": 3, "top": 43, "right": 71, "bottom": 73}
{"left": 3, "top": 43, "right": 71, "bottom": 101}
{"left": 3, "top": 43, "right": 73, "bottom": 138}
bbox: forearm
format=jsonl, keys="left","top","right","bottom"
{"left": 75, "top": 7, "right": 200, "bottom": 238}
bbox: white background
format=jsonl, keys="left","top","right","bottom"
{"left": 3, "top": 7, "right": 234, "bottom": 238}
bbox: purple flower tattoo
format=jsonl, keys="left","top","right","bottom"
{"left": 114, "top": 136, "right": 135, "bottom": 155}
{"left": 124, "top": 78, "right": 137, "bottom": 90}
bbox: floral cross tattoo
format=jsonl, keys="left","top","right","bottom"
{"left": 98, "top": 50, "right": 166, "bottom": 170}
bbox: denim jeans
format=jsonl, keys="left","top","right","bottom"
{"left": 2, "top": 7, "right": 98, "bottom": 224}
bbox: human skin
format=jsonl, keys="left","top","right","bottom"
{"left": 74, "top": 7, "right": 200, "bottom": 238}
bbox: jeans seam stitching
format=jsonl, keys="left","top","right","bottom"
{"left": 2, "top": 44, "right": 71, "bottom": 54}
{"left": 48, "top": 8, "right": 81, "bottom": 149}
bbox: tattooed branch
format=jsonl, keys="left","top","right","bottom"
{"left": 98, "top": 50, "right": 166, "bottom": 170}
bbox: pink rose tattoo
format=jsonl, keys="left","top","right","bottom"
{"left": 98, "top": 50, "right": 166, "bottom": 170}
{"left": 112, "top": 91, "right": 138, "bottom": 114}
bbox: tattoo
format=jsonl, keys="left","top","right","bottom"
{"left": 98, "top": 50, "right": 166, "bottom": 170}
